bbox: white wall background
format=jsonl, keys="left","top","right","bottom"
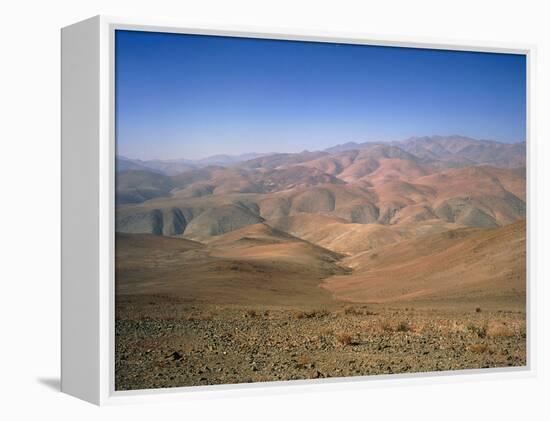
{"left": 1, "top": 0, "right": 548, "bottom": 419}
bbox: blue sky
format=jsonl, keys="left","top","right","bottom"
{"left": 115, "top": 30, "right": 526, "bottom": 160}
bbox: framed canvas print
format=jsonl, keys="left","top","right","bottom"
{"left": 61, "top": 16, "right": 534, "bottom": 405}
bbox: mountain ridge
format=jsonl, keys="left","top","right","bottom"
{"left": 117, "top": 135, "right": 526, "bottom": 176}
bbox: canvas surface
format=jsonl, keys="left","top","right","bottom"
{"left": 113, "top": 30, "right": 526, "bottom": 391}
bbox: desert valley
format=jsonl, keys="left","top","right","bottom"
{"left": 114, "top": 135, "right": 526, "bottom": 390}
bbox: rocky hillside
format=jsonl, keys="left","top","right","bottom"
{"left": 116, "top": 136, "right": 525, "bottom": 238}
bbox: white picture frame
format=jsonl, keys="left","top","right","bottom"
{"left": 61, "top": 15, "right": 536, "bottom": 405}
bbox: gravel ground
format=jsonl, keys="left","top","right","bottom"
{"left": 115, "top": 304, "right": 526, "bottom": 390}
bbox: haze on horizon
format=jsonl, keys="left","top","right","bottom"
{"left": 115, "top": 30, "right": 526, "bottom": 161}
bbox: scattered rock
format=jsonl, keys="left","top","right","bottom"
{"left": 115, "top": 306, "right": 527, "bottom": 390}
{"left": 167, "top": 351, "right": 183, "bottom": 361}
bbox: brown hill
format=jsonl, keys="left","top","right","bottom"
{"left": 183, "top": 203, "right": 265, "bottom": 239}
{"left": 266, "top": 214, "right": 402, "bottom": 255}
{"left": 266, "top": 214, "right": 459, "bottom": 255}
{"left": 116, "top": 162, "right": 525, "bottom": 237}
{"left": 240, "top": 150, "right": 329, "bottom": 169}
{"left": 257, "top": 183, "right": 381, "bottom": 224}
{"left": 116, "top": 225, "right": 347, "bottom": 307}
{"left": 301, "top": 150, "right": 360, "bottom": 176}
{"left": 116, "top": 170, "right": 174, "bottom": 205}
{"left": 169, "top": 165, "right": 342, "bottom": 199}
{"left": 321, "top": 220, "right": 526, "bottom": 307}
{"left": 414, "top": 166, "right": 526, "bottom": 227}
{"left": 206, "top": 223, "right": 345, "bottom": 268}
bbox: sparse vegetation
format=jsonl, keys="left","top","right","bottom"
{"left": 487, "top": 323, "right": 514, "bottom": 338}
{"left": 185, "top": 313, "right": 213, "bottom": 322}
{"left": 320, "top": 327, "right": 334, "bottom": 336}
{"left": 292, "top": 310, "right": 305, "bottom": 320}
{"left": 116, "top": 300, "right": 527, "bottom": 390}
{"left": 468, "top": 343, "right": 489, "bottom": 354}
{"left": 336, "top": 332, "right": 353, "bottom": 346}
{"left": 467, "top": 322, "right": 488, "bottom": 338}
{"left": 396, "top": 321, "right": 412, "bottom": 332}
{"left": 292, "top": 309, "right": 330, "bottom": 319}
{"left": 295, "top": 355, "right": 313, "bottom": 369}
{"left": 381, "top": 321, "right": 394, "bottom": 332}
{"left": 344, "top": 306, "right": 363, "bottom": 316}
{"left": 244, "top": 309, "right": 257, "bottom": 318}
{"left": 308, "top": 309, "right": 330, "bottom": 318}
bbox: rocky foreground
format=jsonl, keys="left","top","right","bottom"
{"left": 115, "top": 301, "right": 526, "bottom": 390}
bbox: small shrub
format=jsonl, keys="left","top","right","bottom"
{"left": 320, "top": 327, "right": 334, "bottom": 336}
{"left": 310, "top": 309, "right": 330, "bottom": 318}
{"left": 200, "top": 313, "right": 213, "bottom": 321}
{"left": 344, "top": 306, "right": 363, "bottom": 316}
{"left": 487, "top": 323, "right": 514, "bottom": 338}
{"left": 467, "top": 322, "right": 487, "bottom": 338}
{"left": 295, "top": 355, "right": 313, "bottom": 369}
{"left": 186, "top": 312, "right": 214, "bottom": 322}
{"left": 468, "top": 343, "right": 489, "bottom": 354}
{"left": 336, "top": 332, "right": 353, "bottom": 346}
{"left": 293, "top": 309, "right": 329, "bottom": 319}
{"left": 381, "top": 321, "right": 394, "bottom": 332}
{"left": 396, "top": 321, "right": 412, "bottom": 332}
{"left": 292, "top": 310, "right": 305, "bottom": 320}
{"left": 244, "top": 309, "right": 257, "bottom": 318}
{"left": 475, "top": 307, "right": 482, "bottom": 313}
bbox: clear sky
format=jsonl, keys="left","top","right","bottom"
{"left": 115, "top": 30, "right": 526, "bottom": 160}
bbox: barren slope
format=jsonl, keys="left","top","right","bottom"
{"left": 266, "top": 214, "right": 402, "bottom": 255}
{"left": 116, "top": 226, "right": 348, "bottom": 308}
{"left": 321, "top": 220, "right": 526, "bottom": 307}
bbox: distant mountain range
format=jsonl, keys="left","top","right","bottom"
{"left": 118, "top": 135, "right": 525, "bottom": 176}
{"left": 117, "top": 152, "right": 272, "bottom": 175}
{"left": 326, "top": 135, "right": 525, "bottom": 168}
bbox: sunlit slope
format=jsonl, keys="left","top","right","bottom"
{"left": 321, "top": 220, "right": 526, "bottom": 307}
{"left": 115, "top": 225, "right": 347, "bottom": 308}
